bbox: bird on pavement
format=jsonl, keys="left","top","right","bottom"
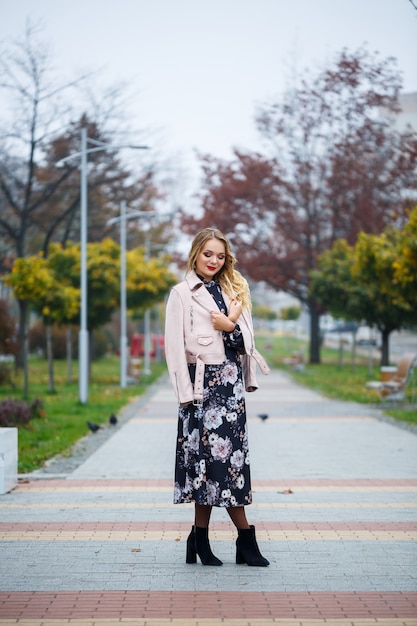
{"left": 87, "top": 421, "right": 101, "bottom": 433}
{"left": 109, "top": 413, "right": 118, "bottom": 425}
{"left": 257, "top": 413, "right": 269, "bottom": 421}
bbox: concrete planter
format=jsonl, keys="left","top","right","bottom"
{"left": 0, "top": 427, "right": 18, "bottom": 494}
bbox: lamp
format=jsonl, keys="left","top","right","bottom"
{"left": 56, "top": 128, "right": 149, "bottom": 403}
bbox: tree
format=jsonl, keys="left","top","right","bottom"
{"left": 48, "top": 239, "right": 176, "bottom": 361}
{"left": 280, "top": 306, "right": 301, "bottom": 322}
{"left": 180, "top": 47, "right": 417, "bottom": 363}
{"left": 4, "top": 253, "right": 79, "bottom": 395}
{"left": 46, "top": 243, "right": 81, "bottom": 384}
{"left": 252, "top": 304, "right": 277, "bottom": 322}
{"left": 310, "top": 240, "right": 364, "bottom": 320}
{"left": 353, "top": 230, "right": 414, "bottom": 364}
{"left": 310, "top": 225, "right": 414, "bottom": 366}
{"left": 0, "top": 25, "right": 70, "bottom": 249}
{"left": 0, "top": 24, "right": 162, "bottom": 369}
{"left": 392, "top": 206, "right": 417, "bottom": 315}
{"left": 0, "top": 25, "right": 88, "bottom": 367}
{"left": 47, "top": 239, "right": 120, "bottom": 364}
{"left": 126, "top": 247, "right": 177, "bottom": 313}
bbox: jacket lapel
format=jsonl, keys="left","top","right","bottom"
{"left": 185, "top": 270, "right": 232, "bottom": 314}
{"left": 192, "top": 284, "right": 217, "bottom": 312}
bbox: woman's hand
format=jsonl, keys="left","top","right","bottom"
{"left": 210, "top": 310, "right": 236, "bottom": 332}
{"left": 228, "top": 299, "right": 242, "bottom": 322}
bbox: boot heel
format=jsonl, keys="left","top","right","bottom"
{"left": 186, "top": 545, "right": 197, "bottom": 563}
{"left": 186, "top": 528, "right": 197, "bottom": 564}
{"left": 236, "top": 548, "right": 245, "bottom": 564}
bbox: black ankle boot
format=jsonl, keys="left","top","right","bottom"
{"left": 236, "top": 525, "right": 270, "bottom": 566}
{"left": 186, "top": 525, "right": 223, "bottom": 566}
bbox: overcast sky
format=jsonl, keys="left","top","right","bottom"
{"left": 2, "top": 0, "right": 417, "bottom": 184}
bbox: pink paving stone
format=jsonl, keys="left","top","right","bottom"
{"left": 1, "top": 592, "right": 416, "bottom": 620}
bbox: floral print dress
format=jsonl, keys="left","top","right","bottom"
{"left": 174, "top": 279, "right": 252, "bottom": 508}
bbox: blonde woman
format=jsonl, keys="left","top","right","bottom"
{"left": 165, "top": 228, "right": 270, "bottom": 566}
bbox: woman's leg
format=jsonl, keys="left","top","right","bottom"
{"left": 227, "top": 506, "right": 269, "bottom": 566}
{"left": 226, "top": 506, "right": 250, "bottom": 529}
{"left": 187, "top": 503, "right": 222, "bottom": 566}
{"left": 194, "top": 503, "right": 213, "bottom": 527}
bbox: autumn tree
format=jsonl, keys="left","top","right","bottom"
{"left": 310, "top": 215, "right": 416, "bottom": 365}
{"left": 0, "top": 25, "right": 74, "bottom": 257}
{"left": 0, "top": 24, "right": 162, "bottom": 369}
{"left": 353, "top": 229, "right": 414, "bottom": 364}
{"left": 180, "top": 47, "right": 417, "bottom": 363}
{"left": 280, "top": 306, "right": 301, "bottom": 322}
{"left": 392, "top": 206, "right": 417, "bottom": 314}
{"left": 46, "top": 239, "right": 120, "bottom": 365}
{"left": 4, "top": 255, "right": 78, "bottom": 396}
{"left": 126, "top": 247, "right": 177, "bottom": 313}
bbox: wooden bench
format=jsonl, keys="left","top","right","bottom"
{"left": 365, "top": 353, "right": 417, "bottom": 402}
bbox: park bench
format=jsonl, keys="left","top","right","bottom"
{"left": 283, "top": 351, "right": 305, "bottom": 372}
{"left": 365, "top": 353, "right": 417, "bottom": 402}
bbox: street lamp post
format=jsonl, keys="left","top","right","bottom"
{"left": 119, "top": 200, "right": 128, "bottom": 388}
{"left": 143, "top": 233, "right": 151, "bottom": 376}
{"left": 56, "top": 129, "right": 148, "bottom": 403}
{"left": 79, "top": 128, "right": 88, "bottom": 405}
{"left": 107, "top": 207, "right": 156, "bottom": 388}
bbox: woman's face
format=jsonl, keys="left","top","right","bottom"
{"left": 195, "top": 238, "right": 226, "bottom": 281}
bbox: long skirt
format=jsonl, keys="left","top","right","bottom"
{"left": 173, "top": 356, "right": 252, "bottom": 507}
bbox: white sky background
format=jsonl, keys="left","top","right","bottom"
{"left": 1, "top": 0, "right": 417, "bottom": 202}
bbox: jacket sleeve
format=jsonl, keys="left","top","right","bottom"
{"left": 164, "top": 287, "right": 194, "bottom": 405}
{"left": 240, "top": 310, "right": 259, "bottom": 393}
{"left": 240, "top": 308, "right": 270, "bottom": 392}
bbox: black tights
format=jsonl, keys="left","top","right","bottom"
{"left": 194, "top": 503, "right": 250, "bottom": 530}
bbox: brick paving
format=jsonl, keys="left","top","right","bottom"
{"left": 0, "top": 370, "right": 417, "bottom": 625}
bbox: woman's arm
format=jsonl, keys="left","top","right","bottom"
{"left": 165, "top": 289, "right": 194, "bottom": 404}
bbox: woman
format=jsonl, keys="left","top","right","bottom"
{"left": 165, "top": 227, "right": 270, "bottom": 567}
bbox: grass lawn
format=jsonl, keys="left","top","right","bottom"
{"left": 256, "top": 333, "right": 417, "bottom": 426}
{"left": 0, "top": 355, "right": 167, "bottom": 473}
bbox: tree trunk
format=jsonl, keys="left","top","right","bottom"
{"left": 66, "top": 327, "right": 73, "bottom": 384}
{"left": 46, "top": 324, "right": 55, "bottom": 393}
{"left": 351, "top": 332, "right": 357, "bottom": 372}
{"left": 380, "top": 328, "right": 391, "bottom": 366}
{"left": 16, "top": 300, "right": 30, "bottom": 398}
{"left": 23, "top": 308, "right": 29, "bottom": 399}
{"left": 308, "top": 300, "right": 321, "bottom": 364}
{"left": 16, "top": 299, "right": 27, "bottom": 369}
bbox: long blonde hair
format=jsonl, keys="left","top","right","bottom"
{"left": 186, "top": 227, "right": 251, "bottom": 310}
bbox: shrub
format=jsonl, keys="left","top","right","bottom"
{"left": 28, "top": 321, "right": 116, "bottom": 360}
{"left": 0, "top": 397, "right": 45, "bottom": 427}
{"left": 29, "top": 321, "right": 78, "bottom": 359}
{"left": 0, "top": 362, "right": 15, "bottom": 388}
{"left": 0, "top": 299, "right": 18, "bottom": 356}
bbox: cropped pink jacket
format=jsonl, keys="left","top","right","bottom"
{"left": 164, "top": 271, "right": 269, "bottom": 405}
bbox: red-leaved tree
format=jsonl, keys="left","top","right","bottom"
{"left": 180, "top": 47, "right": 417, "bottom": 362}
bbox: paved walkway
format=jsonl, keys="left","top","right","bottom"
{"left": 1, "top": 369, "right": 417, "bottom": 625}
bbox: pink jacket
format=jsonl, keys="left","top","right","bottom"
{"left": 164, "top": 271, "right": 269, "bottom": 405}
